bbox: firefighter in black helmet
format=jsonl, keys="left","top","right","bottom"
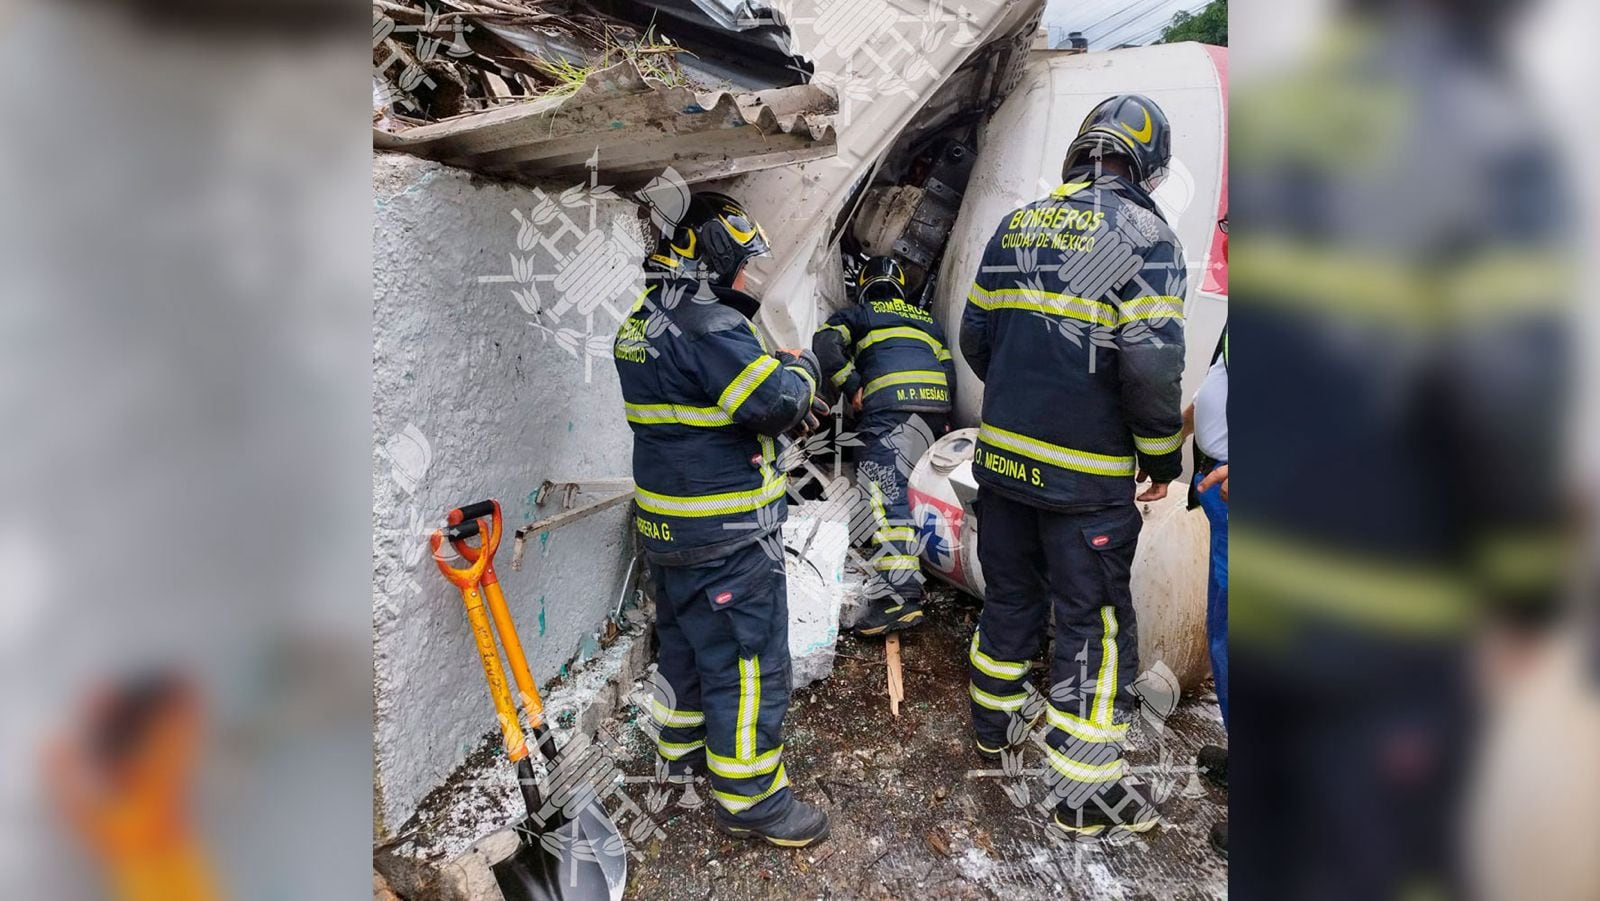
{"left": 813, "top": 255, "right": 956, "bottom": 635}
{"left": 960, "top": 94, "right": 1186, "bottom": 837}
{"left": 615, "top": 192, "right": 830, "bottom": 847}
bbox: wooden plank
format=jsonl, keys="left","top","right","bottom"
{"left": 886, "top": 634, "right": 903, "bottom": 718}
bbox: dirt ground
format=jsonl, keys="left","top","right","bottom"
{"left": 613, "top": 584, "right": 1229, "bottom": 900}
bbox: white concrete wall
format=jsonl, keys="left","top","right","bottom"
{"left": 372, "top": 154, "right": 646, "bottom": 832}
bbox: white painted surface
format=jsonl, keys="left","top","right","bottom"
{"left": 372, "top": 154, "right": 643, "bottom": 832}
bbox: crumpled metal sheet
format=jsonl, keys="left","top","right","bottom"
{"left": 373, "top": 61, "right": 837, "bottom": 186}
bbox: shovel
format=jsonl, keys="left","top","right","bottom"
{"left": 432, "top": 500, "right": 627, "bottom": 901}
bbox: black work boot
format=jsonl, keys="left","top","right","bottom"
{"left": 973, "top": 709, "right": 1045, "bottom": 762}
{"left": 1197, "top": 744, "right": 1228, "bottom": 789}
{"left": 1210, "top": 819, "right": 1228, "bottom": 858}
{"left": 713, "top": 798, "right": 831, "bottom": 848}
{"left": 1051, "top": 781, "right": 1160, "bottom": 837}
{"left": 973, "top": 736, "right": 1010, "bottom": 763}
{"left": 851, "top": 599, "right": 925, "bottom": 636}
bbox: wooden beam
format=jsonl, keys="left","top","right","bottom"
{"left": 886, "top": 634, "right": 904, "bottom": 718}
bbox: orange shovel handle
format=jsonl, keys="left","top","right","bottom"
{"left": 455, "top": 580, "right": 528, "bottom": 763}
{"left": 428, "top": 509, "right": 499, "bottom": 589}
{"left": 430, "top": 506, "right": 525, "bottom": 762}
{"left": 446, "top": 502, "right": 544, "bottom": 728}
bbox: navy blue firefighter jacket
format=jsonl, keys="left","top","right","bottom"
{"left": 960, "top": 171, "right": 1187, "bottom": 511}
{"left": 614, "top": 277, "right": 820, "bottom": 565}
{"left": 812, "top": 296, "right": 956, "bottom": 416}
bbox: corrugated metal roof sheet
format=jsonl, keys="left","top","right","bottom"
{"left": 373, "top": 62, "right": 837, "bottom": 186}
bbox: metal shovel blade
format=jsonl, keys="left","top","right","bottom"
{"left": 493, "top": 785, "right": 627, "bottom": 901}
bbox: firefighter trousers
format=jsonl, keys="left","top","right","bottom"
{"left": 854, "top": 409, "right": 946, "bottom": 605}
{"left": 647, "top": 540, "right": 795, "bottom": 823}
{"left": 968, "top": 486, "right": 1143, "bottom": 809}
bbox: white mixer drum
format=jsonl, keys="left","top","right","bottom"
{"left": 909, "top": 428, "right": 1213, "bottom": 691}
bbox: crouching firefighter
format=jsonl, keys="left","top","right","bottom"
{"left": 813, "top": 256, "right": 955, "bottom": 635}
{"left": 961, "top": 95, "right": 1186, "bottom": 837}
{"left": 614, "top": 192, "right": 831, "bottom": 847}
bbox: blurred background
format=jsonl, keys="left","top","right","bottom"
{"left": 0, "top": 1, "right": 373, "bottom": 898}
{"left": 1231, "top": 0, "right": 1598, "bottom": 898}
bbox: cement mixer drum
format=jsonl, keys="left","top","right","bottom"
{"left": 908, "top": 428, "right": 1213, "bottom": 692}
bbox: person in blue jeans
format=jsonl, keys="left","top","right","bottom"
{"left": 1185, "top": 321, "right": 1227, "bottom": 857}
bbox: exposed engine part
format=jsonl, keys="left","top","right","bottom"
{"left": 852, "top": 185, "right": 924, "bottom": 259}
{"left": 850, "top": 137, "right": 977, "bottom": 276}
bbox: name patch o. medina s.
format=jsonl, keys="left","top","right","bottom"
{"left": 975, "top": 444, "right": 1044, "bottom": 488}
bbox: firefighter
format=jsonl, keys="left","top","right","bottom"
{"left": 960, "top": 95, "right": 1186, "bottom": 836}
{"left": 813, "top": 256, "right": 956, "bottom": 635}
{"left": 613, "top": 192, "right": 830, "bottom": 847}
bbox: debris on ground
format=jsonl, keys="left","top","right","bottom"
{"left": 378, "top": 582, "right": 1227, "bottom": 899}
{"left": 613, "top": 584, "right": 1229, "bottom": 900}
{"left": 784, "top": 509, "right": 850, "bottom": 689}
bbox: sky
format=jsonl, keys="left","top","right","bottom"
{"left": 1041, "top": 0, "right": 1209, "bottom": 49}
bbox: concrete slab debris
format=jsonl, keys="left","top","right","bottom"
{"left": 782, "top": 507, "right": 850, "bottom": 689}
{"left": 376, "top": 61, "right": 838, "bottom": 187}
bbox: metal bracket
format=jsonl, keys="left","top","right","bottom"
{"left": 511, "top": 479, "right": 634, "bottom": 571}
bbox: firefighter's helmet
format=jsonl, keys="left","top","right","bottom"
{"left": 649, "top": 191, "right": 770, "bottom": 284}
{"left": 1062, "top": 94, "right": 1172, "bottom": 193}
{"left": 855, "top": 256, "right": 908, "bottom": 303}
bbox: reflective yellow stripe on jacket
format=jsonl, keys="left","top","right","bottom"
{"left": 967, "top": 286, "right": 1118, "bottom": 327}
{"left": 863, "top": 370, "right": 948, "bottom": 398}
{"left": 634, "top": 476, "right": 786, "bottom": 518}
{"left": 978, "top": 423, "right": 1136, "bottom": 478}
{"left": 1133, "top": 430, "right": 1183, "bottom": 455}
{"left": 785, "top": 364, "right": 816, "bottom": 400}
{"left": 855, "top": 326, "right": 949, "bottom": 355}
{"left": 1118, "top": 295, "right": 1185, "bottom": 324}
{"left": 718, "top": 355, "right": 779, "bottom": 416}
{"left": 968, "top": 286, "right": 1183, "bottom": 327}
{"left": 625, "top": 403, "right": 736, "bottom": 428}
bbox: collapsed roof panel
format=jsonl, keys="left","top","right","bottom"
{"left": 374, "top": 61, "right": 838, "bottom": 185}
